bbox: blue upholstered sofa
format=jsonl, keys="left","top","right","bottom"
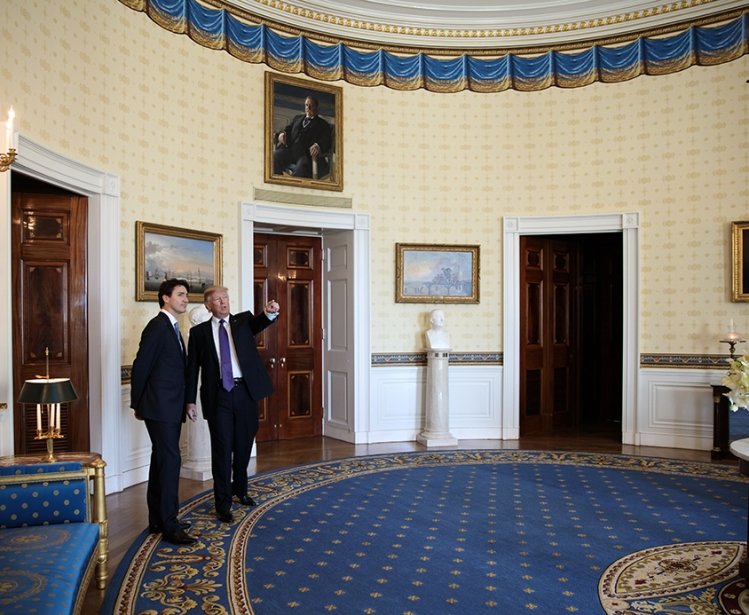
{"left": 0, "top": 457, "right": 108, "bottom": 614}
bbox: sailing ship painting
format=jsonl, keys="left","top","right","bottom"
{"left": 136, "top": 222, "right": 222, "bottom": 301}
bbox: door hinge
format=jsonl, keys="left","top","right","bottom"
{"left": 321, "top": 328, "right": 326, "bottom": 341}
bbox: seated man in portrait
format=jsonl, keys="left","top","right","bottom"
{"left": 273, "top": 95, "right": 333, "bottom": 179}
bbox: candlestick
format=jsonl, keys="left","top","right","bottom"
{"left": 5, "top": 107, "right": 14, "bottom": 151}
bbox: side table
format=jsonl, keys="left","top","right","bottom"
{"left": 729, "top": 438, "right": 749, "bottom": 582}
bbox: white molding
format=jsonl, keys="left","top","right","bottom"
{"left": 503, "top": 213, "right": 639, "bottom": 443}
{"left": 232, "top": 0, "right": 745, "bottom": 49}
{"left": 2, "top": 136, "right": 121, "bottom": 480}
{"left": 638, "top": 367, "right": 721, "bottom": 451}
{"left": 369, "top": 364, "right": 501, "bottom": 443}
{"left": 241, "top": 201, "right": 371, "bottom": 441}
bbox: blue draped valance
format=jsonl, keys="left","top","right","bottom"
{"left": 119, "top": 0, "right": 748, "bottom": 92}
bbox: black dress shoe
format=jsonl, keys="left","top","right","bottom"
{"left": 236, "top": 494, "right": 257, "bottom": 506}
{"left": 217, "top": 511, "right": 234, "bottom": 523}
{"left": 149, "top": 521, "right": 191, "bottom": 534}
{"left": 162, "top": 528, "right": 197, "bottom": 545}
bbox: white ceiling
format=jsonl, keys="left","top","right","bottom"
{"left": 231, "top": 0, "right": 746, "bottom": 48}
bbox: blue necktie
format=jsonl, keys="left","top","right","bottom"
{"left": 219, "top": 319, "right": 234, "bottom": 391}
{"left": 173, "top": 322, "right": 183, "bottom": 350}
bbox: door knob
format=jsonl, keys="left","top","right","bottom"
{"left": 280, "top": 357, "right": 286, "bottom": 368}
{"left": 268, "top": 357, "right": 276, "bottom": 368}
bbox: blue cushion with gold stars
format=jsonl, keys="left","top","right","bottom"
{"left": 0, "top": 522, "right": 99, "bottom": 613}
{"left": 0, "top": 462, "right": 88, "bottom": 528}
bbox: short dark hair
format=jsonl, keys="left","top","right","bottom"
{"left": 158, "top": 278, "right": 190, "bottom": 308}
{"left": 305, "top": 95, "right": 319, "bottom": 108}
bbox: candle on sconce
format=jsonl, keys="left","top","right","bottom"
{"left": 5, "top": 107, "right": 14, "bottom": 151}
{"left": 36, "top": 404, "right": 41, "bottom": 433}
{"left": 727, "top": 319, "right": 740, "bottom": 342}
{"left": 55, "top": 403, "right": 60, "bottom": 432}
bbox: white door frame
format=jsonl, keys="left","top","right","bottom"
{"left": 240, "top": 202, "right": 371, "bottom": 442}
{"left": 502, "top": 213, "right": 640, "bottom": 444}
{"left": 0, "top": 134, "right": 121, "bottom": 465}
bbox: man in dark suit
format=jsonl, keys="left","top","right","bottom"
{"left": 273, "top": 94, "right": 332, "bottom": 179}
{"left": 186, "top": 286, "right": 280, "bottom": 523}
{"left": 130, "top": 278, "right": 198, "bottom": 545}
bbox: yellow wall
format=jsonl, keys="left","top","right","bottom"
{"left": 2, "top": 0, "right": 748, "bottom": 361}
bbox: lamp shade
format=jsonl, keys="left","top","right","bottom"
{"left": 17, "top": 378, "right": 78, "bottom": 404}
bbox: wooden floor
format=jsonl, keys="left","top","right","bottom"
{"left": 85, "top": 432, "right": 731, "bottom": 614}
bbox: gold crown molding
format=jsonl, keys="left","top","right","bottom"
{"left": 244, "top": 0, "right": 717, "bottom": 41}
{"left": 199, "top": 0, "right": 746, "bottom": 57}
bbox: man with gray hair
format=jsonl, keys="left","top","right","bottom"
{"left": 186, "top": 286, "right": 280, "bottom": 523}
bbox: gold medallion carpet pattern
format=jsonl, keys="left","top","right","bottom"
{"left": 103, "top": 450, "right": 749, "bottom": 614}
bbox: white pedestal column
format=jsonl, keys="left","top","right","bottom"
{"left": 180, "top": 393, "right": 213, "bottom": 481}
{"left": 417, "top": 349, "right": 458, "bottom": 447}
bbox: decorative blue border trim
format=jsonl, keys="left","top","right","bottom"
{"left": 121, "top": 353, "right": 729, "bottom": 381}
{"left": 371, "top": 352, "right": 502, "bottom": 366}
{"left": 640, "top": 353, "right": 730, "bottom": 369}
{"left": 118, "top": 1, "right": 748, "bottom": 93}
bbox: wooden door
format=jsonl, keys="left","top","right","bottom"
{"left": 11, "top": 188, "right": 89, "bottom": 454}
{"left": 519, "top": 236, "right": 578, "bottom": 435}
{"left": 253, "top": 234, "right": 322, "bottom": 441}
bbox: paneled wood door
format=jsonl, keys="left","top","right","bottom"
{"left": 11, "top": 189, "right": 89, "bottom": 454}
{"left": 519, "top": 236, "right": 578, "bottom": 435}
{"left": 253, "top": 234, "right": 322, "bottom": 441}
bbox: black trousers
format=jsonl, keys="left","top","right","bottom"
{"left": 144, "top": 419, "right": 183, "bottom": 533}
{"left": 207, "top": 383, "right": 259, "bottom": 515}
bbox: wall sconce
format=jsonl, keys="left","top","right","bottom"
{"left": 16, "top": 348, "right": 78, "bottom": 462}
{"left": 0, "top": 107, "right": 16, "bottom": 172}
{"left": 720, "top": 318, "right": 745, "bottom": 359}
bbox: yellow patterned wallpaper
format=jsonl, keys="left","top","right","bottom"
{"left": 1, "top": 0, "right": 747, "bottom": 361}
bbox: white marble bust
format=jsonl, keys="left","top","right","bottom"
{"left": 189, "top": 304, "right": 211, "bottom": 328}
{"left": 425, "top": 309, "right": 450, "bottom": 350}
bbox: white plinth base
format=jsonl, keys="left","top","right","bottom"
{"left": 416, "top": 432, "right": 458, "bottom": 447}
{"left": 180, "top": 462, "right": 212, "bottom": 481}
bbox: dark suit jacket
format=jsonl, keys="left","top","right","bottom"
{"left": 282, "top": 114, "right": 332, "bottom": 160}
{"left": 130, "top": 311, "right": 187, "bottom": 423}
{"left": 185, "top": 310, "right": 275, "bottom": 420}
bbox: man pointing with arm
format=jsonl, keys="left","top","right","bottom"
{"left": 185, "top": 286, "right": 280, "bottom": 523}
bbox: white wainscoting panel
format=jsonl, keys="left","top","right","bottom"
{"left": 110, "top": 384, "right": 152, "bottom": 494}
{"left": 369, "top": 364, "right": 502, "bottom": 443}
{"left": 636, "top": 367, "right": 722, "bottom": 450}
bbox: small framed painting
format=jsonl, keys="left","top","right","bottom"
{"left": 135, "top": 221, "right": 222, "bottom": 302}
{"left": 395, "top": 243, "right": 480, "bottom": 304}
{"left": 732, "top": 221, "right": 749, "bottom": 302}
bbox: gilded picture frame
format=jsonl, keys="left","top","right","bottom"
{"left": 395, "top": 243, "right": 480, "bottom": 304}
{"left": 135, "top": 221, "right": 223, "bottom": 302}
{"left": 265, "top": 72, "right": 343, "bottom": 192}
{"left": 732, "top": 221, "right": 749, "bottom": 302}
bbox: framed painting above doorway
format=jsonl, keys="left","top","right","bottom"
{"left": 264, "top": 72, "right": 343, "bottom": 192}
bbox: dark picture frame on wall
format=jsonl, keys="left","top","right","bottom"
{"left": 395, "top": 243, "right": 480, "bottom": 304}
{"left": 732, "top": 221, "right": 749, "bottom": 302}
{"left": 264, "top": 71, "right": 343, "bottom": 192}
{"left": 135, "top": 221, "right": 223, "bottom": 302}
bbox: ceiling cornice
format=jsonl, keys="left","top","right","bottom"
{"left": 215, "top": 0, "right": 748, "bottom": 49}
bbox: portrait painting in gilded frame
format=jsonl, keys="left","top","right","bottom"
{"left": 265, "top": 72, "right": 343, "bottom": 192}
{"left": 732, "top": 221, "right": 749, "bottom": 302}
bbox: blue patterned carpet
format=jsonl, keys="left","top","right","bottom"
{"left": 102, "top": 450, "right": 749, "bottom": 614}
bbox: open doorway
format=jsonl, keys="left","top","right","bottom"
{"left": 503, "top": 213, "right": 640, "bottom": 446}
{"left": 519, "top": 233, "right": 622, "bottom": 439}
